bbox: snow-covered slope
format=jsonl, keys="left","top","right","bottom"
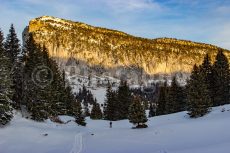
{"left": 1, "top": 105, "right": 230, "bottom": 153}
{"left": 67, "top": 71, "right": 189, "bottom": 105}
{"left": 67, "top": 72, "right": 114, "bottom": 104}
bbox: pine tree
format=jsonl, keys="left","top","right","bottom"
{"left": 167, "top": 76, "right": 186, "bottom": 114}
{"left": 200, "top": 54, "right": 214, "bottom": 104}
{"left": 177, "top": 86, "right": 187, "bottom": 112}
{"left": 90, "top": 102, "right": 103, "bottom": 119}
{"left": 165, "top": 76, "right": 181, "bottom": 114}
{"left": 117, "top": 81, "right": 132, "bottom": 119}
{"left": 21, "top": 34, "right": 87, "bottom": 122}
{"left": 0, "top": 29, "right": 13, "bottom": 125}
{"left": 61, "top": 84, "right": 73, "bottom": 115}
{"left": 23, "top": 37, "right": 50, "bottom": 121}
{"left": 156, "top": 82, "right": 167, "bottom": 115}
{"left": 72, "top": 101, "right": 86, "bottom": 126}
{"left": 11, "top": 56, "right": 23, "bottom": 109}
{"left": 22, "top": 35, "right": 66, "bottom": 120}
{"left": 49, "top": 55, "right": 74, "bottom": 116}
{"left": 76, "top": 84, "right": 95, "bottom": 105}
{"left": 104, "top": 84, "right": 118, "bottom": 120}
{"left": 128, "top": 96, "right": 148, "bottom": 128}
{"left": 212, "top": 50, "right": 230, "bottom": 106}
{"left": 22, "top": 34, "right": 38, "bottom": 109}
{"left": 30, "top": 101, "right": 49, "bottom": 121}
{"left": 187, "top": 65, "right": 212, "bottom": 118}
{"left": 4, "top": 24, "right": 20, "bottom": 64}
{"left": 4, "top": 24, "right": 21, "bottom": 109}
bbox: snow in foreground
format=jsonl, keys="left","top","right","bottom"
{"left": 1, "top": 105, "right": 230, "bottom": 153}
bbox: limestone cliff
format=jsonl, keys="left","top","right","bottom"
{"left": 25, "top": 16, "right": 230, "bottom": 82}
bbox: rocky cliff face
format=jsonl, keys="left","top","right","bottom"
{"left": 25, "top": 16, "right": 230, "bottom": 84}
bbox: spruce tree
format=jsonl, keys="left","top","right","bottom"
{"left": 4, "top": 24, "right": 21, "bottom": 109}
{"left": 48, "top": 54, "right": 74, "bottom": 116}
{"left": 4, "top": 24, "right": 20, "bottom": 64}
{"left": 212, "top": 50, "right": 230, "bottom": 106}
{"left": 156, "top": 82, "right": 167, "bottom": 115}
{"left": 30, "top": 101, "right": 49, "bottom": 121}
{"left": 128, "top": 96, "right": 148, "bottom": 128}
{"left": 76, "top": 84, "right": 95, "bottom": 105}
{"left": 11, "top": 56, "right": 23, "bottom": 109}
{"left": 200, "top": 54, "right": 214, "bottom": 104}
{"left": 187, "top": 65, "right": 212, "bottom": 118}
{"left": 104, "top": 84, "right": 118, "bottom": 120}
{"left": 0, "top": 29, "right": 13, "bottom": 125}
{"left": 21, "top": 34, "right": 87, "bottom": 122}
{"left": 165, "top": 76, "right": 182, "bottom": 114}
{"left": 90, "top": 102, "right": 103, "bottom": 119}
{"left": 22, "top": 34, "right": 39, "bottom": 109}
{"left": 22, "top": 36, "right": 65, "bottom": 120}
{"left": 61, "top": 84, "right": 73, "bottom": 115}
{"left": 73, "top": 101, "right": 86, "bottom": 126}
{"left": 166, "top": 76, "right": 186, "bottom": 114}
{"left": 23, "top": 36, "right": 50, "bottom": 121}
{"left": 117, "top": 81, "right": 132, "bottom": 119}
{"left": 177, "top": 86, "right": 187, "bottom": 112}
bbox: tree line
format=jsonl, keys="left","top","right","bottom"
{"left": 153, "top": 50, "right": 230, "bottom": 118}
{"left": 0, "top": 25, "right": 86, "bottom": 126}
{"left": 102, "top": 49, "right": 230, "bottom": 128}
{"left": 187, "top": 51, "right": 230, "bottom": 117}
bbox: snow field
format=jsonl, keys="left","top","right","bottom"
{"left": 1, "top": 105, "right": 230, "bottom": 153}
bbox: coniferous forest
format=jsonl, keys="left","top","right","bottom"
{"left": 0, "top": 25, "right": 230, "bottom": 129}
{"left": 0, "top": 25, "right": 86, "bottom": 126}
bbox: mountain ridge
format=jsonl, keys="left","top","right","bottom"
{"left": 30, "top": 16, "right": 229, "bottom": 50}
{"left": 25, "top": 16, "right": 230, "bottom": 83}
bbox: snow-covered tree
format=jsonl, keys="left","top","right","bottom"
{"left": 0, "top": 29, "right": 13, "bottom": 125}
{"left": 22, "top": 34, "right": 82, "bottom": 121}
{"left": 4, "top": 24, "right": 20, "bottom": 64}
{"left": 4, "top": 25, "right": 22, "bottom": 109}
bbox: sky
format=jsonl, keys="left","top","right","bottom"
{"left": 0, "top": 0, "right": 230, "bottom": 49}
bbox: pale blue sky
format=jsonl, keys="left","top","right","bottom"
{"left": 0, "top": 0, "right": 230, "bottom": 49}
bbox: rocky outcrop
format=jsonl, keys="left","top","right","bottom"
{"left": 25, "top": 16, "right": 230, "bottom": 83}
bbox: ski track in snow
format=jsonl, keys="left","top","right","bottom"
{"left": 69, "top": 133, "right": 83, "bottom": 153}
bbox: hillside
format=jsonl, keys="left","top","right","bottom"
{"left": 1, "top": 105, "right": 230, "bottom": 153}
{"left": 25, "top": 16, "right": 230, "bottom": 83}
